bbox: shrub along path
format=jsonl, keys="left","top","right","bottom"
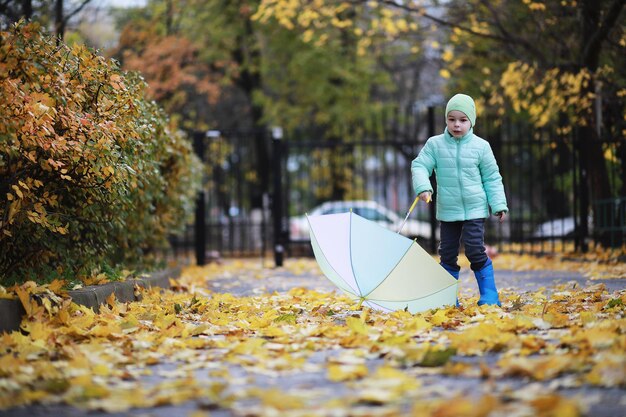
{"left": 1, "top": 254, "right": 625, "bottom": 417}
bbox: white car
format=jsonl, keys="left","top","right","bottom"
{"left": 290, "top": 200, "right": 435, "bottom": 240}
{"left": 533, "top": 216, "right": 593, "bottom": 238}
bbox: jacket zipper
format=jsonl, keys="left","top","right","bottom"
{"left": 456, "top": 140, "right": 467, "bottom": 217}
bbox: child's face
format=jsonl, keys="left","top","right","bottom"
{"left": 446, "top": 110, "right": 471, "bottom": 138}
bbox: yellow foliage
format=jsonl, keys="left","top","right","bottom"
{"left": 499, "top": 61, "right": 596, "bottom": 128}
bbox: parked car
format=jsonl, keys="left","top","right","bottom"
{"left": 532, "top": 216, "right": 593, "bottom": 238}
{"left": 290, "top": 200, "right": 435, "bottom": 240}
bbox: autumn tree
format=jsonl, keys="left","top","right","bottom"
{"left": 179, "top": 0, "right": 273, "bottom": 208}
{"left": 113, "top": 24, "right": 221, "bottom": 131}
{"left": 0, "top": 23, "right": 202, "bottom": 282}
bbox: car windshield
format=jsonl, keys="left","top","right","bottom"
{"left": 320, "top": 207, "right": 347, "bottom": 215}
{"left": 354, "top": 207, "right": 390, "bottom": 222}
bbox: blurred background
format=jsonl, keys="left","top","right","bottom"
{"left": 2, "top": 0, "right": 624, "bottom": 266}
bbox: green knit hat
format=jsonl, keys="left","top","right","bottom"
{"left": 445, "top": 93, "right": 476, "bottom": 127}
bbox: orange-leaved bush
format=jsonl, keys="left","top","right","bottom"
{"left": 0, "top": 23, "right": 202, "bottom": 283}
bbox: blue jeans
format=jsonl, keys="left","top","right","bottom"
{"left": 439, "top": 219, "right": 488, "bottom": 272}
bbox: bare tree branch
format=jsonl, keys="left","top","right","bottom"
{"left": 362, "top": 0, "right": 514, "bottom": 43}
{"left": 477, "top": 0, "right": 547, "bottom": 66}
{"left": 63, "top": 0, "right": 92, "bottom": 24}
{"left": 581, "top": 0, "right": 625, "bottom": 66}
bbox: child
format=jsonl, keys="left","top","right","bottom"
{"left": 411, "top": 93, "right": 508, "bottom": 306}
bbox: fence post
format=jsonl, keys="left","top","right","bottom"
{"left": 272, "top": 128, "right": 285, "bottom": 267}
{"left": 575, "top": 128, "right": 590, "bottom": 253}
{"left": 427, "top": 106, "right": 438, "bottom": 254}
{"left": 193, "top": 131, "right": 207, "bottom": 266}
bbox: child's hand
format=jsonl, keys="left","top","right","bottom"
{"left": 495, "top": 211, "right": 506, "bottom": 223}
{"left": 418, "top": 191, "right": 432, "bottom": 203}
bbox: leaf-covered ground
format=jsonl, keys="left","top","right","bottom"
{"left": 1, "top": 254, "right": 625, "bottom": 417}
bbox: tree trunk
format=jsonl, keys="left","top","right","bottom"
{"left": 234, "top": 14, "right": 270, "bottom": 210}
{"left": 577, "top": 0, "right": 618, "bottom": 248}
{"left": 250, "top": 101, "right": 271, "bottom": 209}
{"left": 165, "top": 0, "right": 173, "bottom": 36}
{"left": 54, "top": 0, "right": 64, "bottom": 42}
{"left": 576, "top": 123, "right": 610, "bottom": 247}
{"left": 22, "top": 0, "right": 32, "bottom": 19}
{"left": 329, "top": 140, "right": 351, "bottom": 201}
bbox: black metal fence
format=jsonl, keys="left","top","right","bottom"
{"left": 171, "top": 108, "right": 625, "bottom": 264}
{"left": 169, "top": 129, "right": 272, "bottom": 263}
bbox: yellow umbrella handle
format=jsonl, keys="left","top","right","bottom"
{"left": 397, "top": 196, "right": 420, "bottom": 234}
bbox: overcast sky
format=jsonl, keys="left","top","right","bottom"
{"left": 103, "top": 0, "right": 147, "bottom": 8}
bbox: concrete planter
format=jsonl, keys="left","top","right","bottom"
{"left": 0, "top": 267, "right": 180, "bottom": 333}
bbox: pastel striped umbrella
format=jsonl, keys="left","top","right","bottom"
{"left": 307, "top": 211, "right": 457, "bottom": 313}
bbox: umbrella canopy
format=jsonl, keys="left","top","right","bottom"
{"left": 308, "top": 211, "right": 457, "bottom": 313}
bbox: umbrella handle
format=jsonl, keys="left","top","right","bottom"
{"left": 408, "top": 195, "right": 419, "bottom": 213}
{"left": 397, "top": 196, "right": 420, "bottom": 234}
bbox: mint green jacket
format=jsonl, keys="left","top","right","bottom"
{"left": 411, "top": 128, "right": 508, "bottom": 222}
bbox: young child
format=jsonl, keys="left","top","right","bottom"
{"left": 411, "top": 93, "right": 508, "bottom": 306}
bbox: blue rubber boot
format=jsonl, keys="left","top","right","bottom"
{"left": 474, "top": 259, "right": 501, "bottom": 306}
{"left": 440, "top": 263, "right": 460, "bottom": 307}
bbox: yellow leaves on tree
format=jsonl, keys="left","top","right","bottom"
{"left": 253, "top": 0, "right": 422, "bottom": 56}
{"left": 500, "top": 62, "right": 596, "bottom": 128}
{"left": 522, "top": 0, "right": 548, "bottom": 12}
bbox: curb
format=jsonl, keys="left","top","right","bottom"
{"left": 0, "top": 267, "right": 180, "bottom": 334}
